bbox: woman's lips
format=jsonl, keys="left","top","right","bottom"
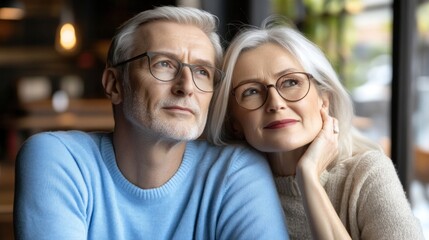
{"left": 264, "top": 119, "right": 299, "bottom": 129}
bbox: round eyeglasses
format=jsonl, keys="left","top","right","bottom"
{"left": 231, "top": 72, "right": 312, "bottom": 110}
{"left": 113, "top": 51, "right": 224, "bottom": 93}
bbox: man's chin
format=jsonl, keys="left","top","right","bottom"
{"left": 160, "top": 127, "right": 203, "bottom": 141}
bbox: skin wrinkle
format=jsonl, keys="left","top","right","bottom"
{"left": 231, "top": 43, "right": 326, "bottom": 155}
{"left": 120, "top": 21, "right": 214, "bottom": 142}
{"left": 124, "top": 84, "right": 203, "bottom": 140}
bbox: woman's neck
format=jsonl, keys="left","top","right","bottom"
{"left": 266, "top": 146, "right": 308, "bottom": 177}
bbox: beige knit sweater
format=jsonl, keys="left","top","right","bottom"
{"left": 275, "top": 150, "right": 425, "bottom": 240}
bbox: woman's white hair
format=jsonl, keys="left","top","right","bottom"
{"left": 206, "top": 16, "right": 381, "bottom": 163}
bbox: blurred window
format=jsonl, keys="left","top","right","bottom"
{"left": 411, "top": 2, "right": 429, "bottom": 239}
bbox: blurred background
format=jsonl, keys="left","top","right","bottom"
{"left": 0, "top": 0, "right": 428, "bottom": 239}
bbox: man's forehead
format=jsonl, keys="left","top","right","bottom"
{"left": 133, "top": 21, "right": 216, "bottom": 62}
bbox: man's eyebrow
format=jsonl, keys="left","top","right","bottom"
{"left": 153, "top": 51, "right": 216, "bottom": 67}
{"left": 192, "top": 59, "right": 216, "bottom": 67}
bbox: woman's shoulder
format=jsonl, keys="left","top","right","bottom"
{"left": 328, "top": 150, "right": 395, "bottom": 184}
{"left": 331, "top": 150, "right": 400, "bottom": 189}
{"left": 338, "top": 150, "right": 392, "bottom": 171}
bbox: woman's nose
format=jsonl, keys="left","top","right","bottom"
{"left": 264, "top": 86, "right": 287, "bottom": 112}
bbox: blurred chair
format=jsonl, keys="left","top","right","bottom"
{"left": 415, "top": 147, "right": 429, "bottom": 184}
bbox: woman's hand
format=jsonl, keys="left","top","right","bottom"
{"left": 296, "top": 106, "right": 339, "bottom": 178}
{"left": 295, "top": 106, "right": 351, "bottom": 240}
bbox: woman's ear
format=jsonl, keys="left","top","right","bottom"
{"left": 102, "top": 68, "right": 123, "bottom": 105}
{"left": 320, "top": 92, "right": 330, "bottom": 109}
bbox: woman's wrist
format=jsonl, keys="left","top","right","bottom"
{"left": 296, "top": 161, "right": 320, "bottom": 189}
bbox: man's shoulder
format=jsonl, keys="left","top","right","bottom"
{"left": 20, "top": 130, "right": 109, "bottom": 160}
{"left": 190, "top": 140, "right": 262, "bottom": 157}
{"left": 17, "top": 131, "right": 113, "bottom": 179}
{"left": 187, "top": 140, "right": 267, "bottom": 169}
{"left": 26, "top": 130, "right": 105, "bottom": 145}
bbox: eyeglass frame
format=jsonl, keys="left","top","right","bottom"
{"left": 231, "top": 72, "right": 313, "bottom": 110}
{"left": 112, "top": 51, "right": 224, "bottom": 93}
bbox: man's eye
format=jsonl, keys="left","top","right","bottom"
{"left": 154, "top": 60, "right": 174, "bottom": 69}
{"left": 194, "top": 68, "right": 210, "bottom": 77}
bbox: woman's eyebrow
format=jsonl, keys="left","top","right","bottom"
{"left": 273, "top": 68, "right": 300, "bottom": 78}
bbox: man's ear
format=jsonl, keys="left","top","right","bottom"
{"left": 102, "top": 68, "right": 123, "bottom": 104}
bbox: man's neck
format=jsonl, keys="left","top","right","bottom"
{"left": 112, "top": 129, "right": 187, "bottom": 189}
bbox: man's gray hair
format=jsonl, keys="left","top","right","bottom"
{"left": 106, "top": 6, "right": 223, "bottom": 69}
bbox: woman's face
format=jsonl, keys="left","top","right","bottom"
{"left": 230, "top": 43, "right": 328, "bottom": 153}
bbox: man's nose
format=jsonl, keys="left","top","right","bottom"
{"left": 172, "top": 65, "right": 195, "bottom": 96}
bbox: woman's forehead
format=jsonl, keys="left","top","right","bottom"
{"left": 232, "top": 43, "right": 303, "bottom": 83}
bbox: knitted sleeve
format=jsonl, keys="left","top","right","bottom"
{"left": 346, "top": 151, "right": 425, "bottom": 240}
{"left": 215, "top": 147, "right": 290, "bottom": 240}
{"left": 14, "top": 132, "right": 89, "bottom": 240}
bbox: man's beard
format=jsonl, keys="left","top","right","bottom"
{"left": 122, "top": 86, "right": 205, "bottom": 141}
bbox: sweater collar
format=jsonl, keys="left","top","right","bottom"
{"left": 274, "top": 170, "right": 330, "bottom": 197}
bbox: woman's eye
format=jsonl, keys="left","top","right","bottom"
{"left": 242, "top": 88, "right": 260, "bottom": 97}
{"left": 280, "top": 79, "right": 299, "bottom": 88}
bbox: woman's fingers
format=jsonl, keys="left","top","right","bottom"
{"left": 321, "top": 106, "right": 339, "bottom": 136}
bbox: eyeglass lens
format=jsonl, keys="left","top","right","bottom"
{"left": 147, "top": 53, "right": 220, "bottom": 92}
{"left": 233, "top": 72, "right": 311, "bottom": 110}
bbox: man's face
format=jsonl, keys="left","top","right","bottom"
{"left": 121, "top": 21, "right": 216, "bottom": 141}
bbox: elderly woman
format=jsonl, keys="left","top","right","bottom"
{"left": 207, "top": 18, "right": 424, "bottom": 239}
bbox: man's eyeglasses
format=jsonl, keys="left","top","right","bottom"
{"left": 231, "top": 72, "right": 312, "bottom": 110}
{"left": 113, "top": 51, "right": 223, "bottom": 92}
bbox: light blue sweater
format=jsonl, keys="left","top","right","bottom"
{"left": 14, "top": 131, "right": 289, "bottom": 240}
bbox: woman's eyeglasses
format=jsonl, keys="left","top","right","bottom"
{"left": 231, "top": 72, "right": 312, "bottom": 110}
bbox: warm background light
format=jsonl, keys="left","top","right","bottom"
{"left": 59, "top": 23, "right": 77, "bottom": 50}
{"left": 0, "top": 0, "right": 25, "bottom": 20}
{"left": 0, "top": 7, "right": 24, "bottom": 20}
